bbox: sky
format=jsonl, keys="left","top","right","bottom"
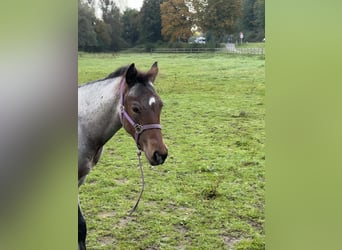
{"left": 127, "top": 0, "right": 143, "bottom": 10}
{"left": 92, "top": 0, "right": 144, "bottom": 18}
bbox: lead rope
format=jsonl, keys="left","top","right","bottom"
{"left": 128, "top": 149, "right": 145, "bottom": 215}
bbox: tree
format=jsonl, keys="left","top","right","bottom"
{"left": 121, "top": 9, "right": 140, "bottom": 46}
{"left": 139, "top": 0, "right": 163, "bottom": 43}
{"left": 238, "top": 0, "right": 264, "bottom": 42}
{"left": 100, "top": 0, "right": 127, "bottom": 50}
{"left": 240, "top": 0, "right": 257, "bottom": 31}
{"left": 191, "top": 0, "right": 207, "bottom": 33}
{"left": 94, "top": 19, "right": 112, "bottom": 50}
{"left": 237, "top": 0, "right": 257, "bottom": 41}
{"left": 78, "top": 0, "right": 98, "bottom": 51}
{"left": 253, "top": 0, "right": 265, "bottom": 41}
{"left": 192, "top": 0, "right": 242, "bottom": 40}
{"left": 160, "top": 0, "right": 193, "bottom": 42}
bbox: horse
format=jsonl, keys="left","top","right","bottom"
{"left": 78, "top": 62, "right": 168, "bottom": 250}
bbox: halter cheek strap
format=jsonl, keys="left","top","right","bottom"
{"left": 119, "top": 77, "right": 162, "bottom": 149}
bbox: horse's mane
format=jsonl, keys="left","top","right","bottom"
{"left": 80, "top": 65, "right": 152, "bottom": 88}
{"left": 79, "top": 66, "right": 128, "bottom": 88}
{"left": 104, "top": 66, "right": 128, "bottom": 80}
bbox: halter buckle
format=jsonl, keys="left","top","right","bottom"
{"left": 120, "top": 105, "right": 125, "bottom": 113}
{"left": 134, "top": 124, "right": 143, "bottom": 134}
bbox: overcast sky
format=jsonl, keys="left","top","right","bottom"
{"left": 92, "top": 0, "right": 144, "bottom": 18}
{"left": 127, "top": 0, "right": 143, "bottom": 10}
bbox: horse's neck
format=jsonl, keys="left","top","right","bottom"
{"left": 78, "top": 77, "right": 122, "bottom": 147}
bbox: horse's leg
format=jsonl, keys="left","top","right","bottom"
{"left": 78, "top": 146, "right": 103, "bottom": 186}
{"left": 78, "top": 203, "right": 87, "bottom": 250}
{"left": 93, "top": 146, "right": 103, "bottom": 165}
{"left": 78, "top": 146, "right": 103, "bottom": 249}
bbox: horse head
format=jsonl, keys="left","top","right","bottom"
{"left": 120, "top": 62, "right": 168, "bottom": 166}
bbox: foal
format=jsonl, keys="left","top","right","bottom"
{"left": 78, "top": 62, "right": 168, "bottom": 249}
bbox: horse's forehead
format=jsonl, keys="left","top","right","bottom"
{"left": 128, "top": 84, "right": 160, "bottom": 104}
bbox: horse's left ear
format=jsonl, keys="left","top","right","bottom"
{"left": 125, "top": 63, "right": 137, "bottom": 87}
{"left": 148, "top": 61, "right": 159, "bottom": 83}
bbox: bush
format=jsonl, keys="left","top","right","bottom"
{"left": 144, "top": 42, "right": 156, "bottom": 52}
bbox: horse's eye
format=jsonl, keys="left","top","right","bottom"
{"left": 132, "top": 107, "right": 140, "bottom": 113}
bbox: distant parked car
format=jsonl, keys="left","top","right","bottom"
{"left": 194, "top": 37, "right": 206, "bottom": 44}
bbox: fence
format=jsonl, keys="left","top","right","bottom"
{"left": 150, "top": 47, "right": 265, "bottom": 55}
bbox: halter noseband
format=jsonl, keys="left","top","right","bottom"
{"left": 119, "top": 77, "right": 162, "bottom": 149}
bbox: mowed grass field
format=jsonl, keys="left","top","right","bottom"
{"left": 78, "top": 52, "right": 265, "bottom": 249}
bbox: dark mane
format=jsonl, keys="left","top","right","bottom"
{"left": 104, "top": 66, "right": 129, "bottom": 80}
{"left": 80, "top": 64, "right": 152, "bottom": 88}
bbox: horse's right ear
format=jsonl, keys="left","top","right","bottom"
{"left": 148, "top": 61, "right": 159, "bottom": 83}
{"left": 125, "top": 63, "right": 137, "bottom": 87}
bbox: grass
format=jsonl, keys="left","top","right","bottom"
{"left": 78, "top": 52, "right": 265, "bottom": 249}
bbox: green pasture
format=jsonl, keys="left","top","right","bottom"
{"left": 78, "top": 53, "right": 265, "bottom": 249}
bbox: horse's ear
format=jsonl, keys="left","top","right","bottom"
{"left": 125, "top": 63, "right": 137, "bottom": 87}
{"left": 148, "top": 61, "right": 159, "bottom": 83}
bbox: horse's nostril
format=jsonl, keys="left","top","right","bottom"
{"left": 153, "top": 151, "right": 167, "bottom": 165}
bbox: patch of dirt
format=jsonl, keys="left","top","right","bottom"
{"left": 248, "top": 219, "right": 264, "bottom": 232}
{"left": 174, "top": 224, "right": 187, "bottom": 234}
{"left": 115, "top": 178, "right": 128, "bottom": 184}
{"left": 99, "top": 235, "right": 115, "bottom": 247}
{"left": 222, "top": 235, "right": 242, "bottom": 250}
{"left": 117, "top": 215, "right": 134, "bottom": 227}
{"left": 145, "top": 245, "right": 161, "bottom": 250}
{"left": 85, "top": 178, "right": 97, "bottom": 185}
{"left": 106, "top": 148, "right": 116, "bottom": 155}
{"left": 98, "top": 210, "right": 116, "bottom": 218}
{"left": 167, "top": 202, "right": 196, "bottom": 214}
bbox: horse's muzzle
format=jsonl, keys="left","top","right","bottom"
{"left": 151, "top": 150, "right": 168, "bottom": 165}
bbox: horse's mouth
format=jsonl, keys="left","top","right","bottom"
{"left": 148, "top": 150, "right": 168, "bottom": 166}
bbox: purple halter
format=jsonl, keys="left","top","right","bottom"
{"left": 119, "top": 77, "right": 162, "bottom": 149}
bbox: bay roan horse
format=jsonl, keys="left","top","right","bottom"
{"left": 78, "top": 62, "right": 168, "bottom": 250}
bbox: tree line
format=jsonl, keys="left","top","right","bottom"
{"left": 78, "top": 0, "right": 264, "bottom": 52}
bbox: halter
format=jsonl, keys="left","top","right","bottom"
{"left": 119, "top": 76, "right": 162, "bottom": 215}
{"left": 119, "top": 76, "right": 162, "bottom": 149}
